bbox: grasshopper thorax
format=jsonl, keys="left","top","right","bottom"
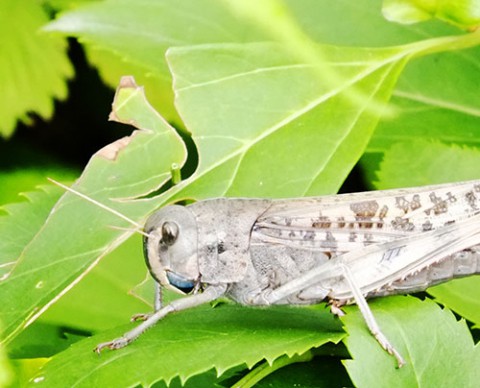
{"left": 143, "top": 205, "right": 200, "bottom": 294}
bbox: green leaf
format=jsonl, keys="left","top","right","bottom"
{"left": 44, "top": 0, "right": 264, "bottom": 123}
{"left": 0, "top": 78, "right": 187, "bottom": 346}
{"left": 7, "top": 321, "right": 87, "bottom": 359}
{"left": 0, "top": 341, "right": 13, "bottom": 388}
{"left": 165, "top": 33, "right": 480, "bottom": 199}
{"left": 0, "top": 0, "right": 73, "bottom": 138}
{"left": 429, "top": 277, "right": 480, "bottom": 327}
{"left": 382, "top": 0, "right": 439, "bottom": 25}
{"left": 253, "top": 355, "right": 352, "bottom": 388}
{"left": 343, "top": 296, "right": 480, "bottom": 387}
{"left": 0, "top": 186, "right": 65, "bottom": 279}
{"left": 3, "top": 2, "right": 480, "bottom": 385}
{"left": 366, "top": 46, "right": 480, "bottom": 154}
{"left": 0, "top": 168, "right": 78, "bottom": 206}
{"left": 39, "top": 235, "right": 151, "bottom": 332}
{"left": 83, "top": 46, "right": 182, "bottom": 125}
{"left": 29, "top": 305, "right": 344, "bottom": 386}
{"left": 382, "top": 0, "right": 480, "bottom": 29}
{"left": 374, "top": 139, "right": 480, "bottom": 188}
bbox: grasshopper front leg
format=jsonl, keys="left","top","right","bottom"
{"left": 95, "top": 283, "right": 227, "bottom": 352}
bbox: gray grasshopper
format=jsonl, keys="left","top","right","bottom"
{"left": 54, "top": 179, "right": 480, "bottom": 367}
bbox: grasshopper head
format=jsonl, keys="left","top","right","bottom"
{"left": 143, "top": 205, "right": 199, "bottom": 295}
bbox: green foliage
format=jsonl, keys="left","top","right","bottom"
{"left": 1, "top": 1, "right": 480, "bottom": 387}
{"left": 0, "top": 0, "right": 72, "bottom": 138}
{"left": 30, "top": 305, "right": 344, "bottom": 387}
{"left": 383, "top": 0, "right": 480, "bottom": 29}
{"left": 0, "top": 341, "right": 13, "bottom": 388}
{"left": 343, "top": 296, "right": 480, "bottom": 387}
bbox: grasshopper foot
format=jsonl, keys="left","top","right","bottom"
{"left": 94, "top": 337, "right": 129, "bottom": 353}
{"left": 373, "top": 331, "right": 406, "bottom": 368}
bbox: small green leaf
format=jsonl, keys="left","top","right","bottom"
{"left": 382, "top": 0, "right": 480, "bottom": 29}
{"left": 343, "top": 296, "right": 480, "bottom": 387}
{"left": 383, "top": 0, "right": 438, "bottom": 24}
{"left": 30, "top": 305, "right": 344, "bottom": 387}
{"left": 374, "top": 139, "right": 480, "bottom": 189}
{"left": 429, "top": 277, "right": 480, "bottom": 327}
{"left": 0, "top": 0, "right": 73, "bottom": 137}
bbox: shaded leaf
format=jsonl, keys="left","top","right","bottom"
{"left": 0, "top": 0, "right": 73, "bottom": 137}
{"left": 7, "top": 321, "right": 87, "bottom": 359}
{"left": 254, "top": 356, "right": 352, "bottom": 388}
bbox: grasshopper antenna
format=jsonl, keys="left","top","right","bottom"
{"left": 48, "top": 178, "right": 151, "bottom": 239}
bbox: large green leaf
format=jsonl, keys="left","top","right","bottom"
{"left": 343, "top": 296, "right": 480, "bottom": 387}
{"left": 0, "top": 79, "right": 187, "bottom": 346}
{"left": 29, "top": 305, "right": 344, "bottom": 387}
{"left": 0, "top": 0, "right": 73, "bottom": 138}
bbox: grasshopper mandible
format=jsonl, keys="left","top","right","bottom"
{"left": 52, "top": 179, "right": 480, "bottom": 367}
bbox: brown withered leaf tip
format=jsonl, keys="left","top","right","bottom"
{"left": 108, "top": 75, "right": 139, "bottom": 122}
{"left": 95, "top": 136, "right": 132, "bottom": 161}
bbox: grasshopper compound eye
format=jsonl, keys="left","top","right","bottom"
{"left": 143, "top": 205, "right": 199, "bottom": 294}
{"left": 160, "top": 221, "right": 179, "bottom": 246}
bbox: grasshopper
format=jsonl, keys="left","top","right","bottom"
{"left": 52, "top": 179, "right": 480, "bottom": 367}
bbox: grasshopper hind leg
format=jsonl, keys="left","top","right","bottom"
{"left": 340, "top": 263, "right": 406, "bottom": 368}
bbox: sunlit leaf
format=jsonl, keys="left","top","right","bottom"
{"left": 30, "top": 305, "right": 344, "bottom": 387}
{"left": 343, "top": 296, "right": 480, "bottom": 387}
{"left": 0, "top": 0, "right": 73, "bottom": 137}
